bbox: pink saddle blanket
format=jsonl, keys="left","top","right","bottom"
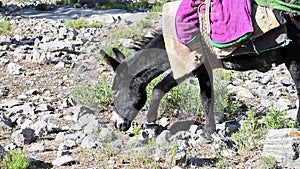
{"left": 175, "top": 0, "right": 253, "bottom": 45}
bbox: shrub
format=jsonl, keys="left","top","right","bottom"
{"left": 69, "top": 75, "right": 113, "bottom": 111}
{"left": 0, "top": 20, "right": 15, "bottom": 36}
{"left": 65, "top": 18, "right": 103, "bottom": 29}
{"left": 1, "top": 150, "right": 30, "bottom": 169}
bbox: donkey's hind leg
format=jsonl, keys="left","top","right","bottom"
{"left": 195, "top": 63, "right": 216, "bottom": 134}
{"left": 286, "top": 60, "right": 300, "bottom": 125}
{"left": 147, "top": 73, "right": 185, "bottom": 123}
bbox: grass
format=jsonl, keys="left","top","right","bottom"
{"left": 111, "top": 26, "right": 144, "bottom": 41}
{"left": 65, "top": 18, "right": 104, "bottom": 29}
{"left": 69, "top": 75, "right": 113, "bottom": 111}
{"left": 0, "top": 20, "right": 15, "bottom": 36}
{"left": 1, "top": 150, "right": 30, "bottom": 169}
{"left": 231, "top": 108, "right": 297, "bottom": 160}
{"left": 145, "top": 73, "right": 203, "bottom": 119}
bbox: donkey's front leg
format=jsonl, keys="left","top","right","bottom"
{"left": 147, "top": 73, "right": 182, "bottom": 123}
{"left": 196, "top": 64, "right": 216, "bottom": 134}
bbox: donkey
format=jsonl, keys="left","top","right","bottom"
{"left": 100, "top": 14, "right": 300, "bottom": 134}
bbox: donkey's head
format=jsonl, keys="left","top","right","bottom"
{"left": 100, "top": 48, "right": 145, "bottom": 131}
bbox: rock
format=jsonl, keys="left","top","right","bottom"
{"left": 83, "top": 119, "right": 99, "bottom": 134}
{"left": 0, "top": 57, "right": 9, "bottom": 65}
{"left": 55, "top": 61, "right": 65, "bottom": 69}
{"left": 32, "top": 48, "right": 50, "bottom": 64}
{"left": 260, "top": 75, "right": 272, "bottom": 84}
{"left": 12, "top": 128, "right": 36, "bottom": 146}
{"left": 77, "top": 64, "right": 88, "bottom": 72}
{"left": 40, "top": 41, "right": 75, "bottom": 53}
{"left": 98, "top": 127, "right": 115, "bottom": 142}
{"left": 6, "top": 103, "right": 35, "bottom": 116}
{"left": 81, "top": 134, "right": 97, "bottom": 148}
{"left": 262, "top": 128, "right": 300, "bottom": 168}
{"left": 285, "top": 109, "right": 298, "bottom": 121}
{"left": 35, "top": 103, "right": 54, "bottom": 112}
{"left": 25, "top": 88, "right": 39, "bottom": 95}
{"left": 0, "top": 99, "right": 23, "bottom": 108}
{"left": 274, "top": 98, "right": 292, "bottom": 111}
{"left": 28, "top": 143, "right": 45, "bottom": 152}
{"left": 0, "top": 112, "right": 13, "bottom": 130}
{"left": 0, "top": 145, "right": 10, "bottom": 161}
{"left": 52, "top": 155, "right": 73, "bottom": 166}
{"left": 228, "top": 86, "right": 254, "bottom": 99}
{"left": 58, "top": 139, "right": 76, "bottom": 150}
{"left": 31, "top": 120, "right": 48, "bottom": 137}
{"left": 60, "top": 97, "right": 76, "bottom": 108}
{"left": 7, "top": 62, "right": 24, "bottom": 75}
{"left": 70, "top": 105, "right": 95, "bottom": 123}
{"left": 159, "top": 117, "right": 170, "bottom": 127}
{"left": 257, "top": 87, "right": 271, "bottom": 97}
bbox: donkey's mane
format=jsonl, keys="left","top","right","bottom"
{"left": 131, "top": 29, "right": 164, "bottom": 50}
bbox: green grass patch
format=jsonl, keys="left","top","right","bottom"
{"left": 65, "top": 18, "right": 104, "bottom": 29}
{"left": 69, "top": 75, "right": 113, "bottom": 111}
{"left": 232, "top": 109, "right": 297, "bottom": 159}
{"left": 150, "top": 2, "right": 164, "bottom": 12}
{"left": 0, "top": 20, "right": 15, "bottom": 36}
{"left": 111, "top": 27, "right": 143, "bottom": 41}
{"left": 137, "top": 19, "right": 152, "bottom": 29}
{"left": 1, "top": 150, "right": 30, "bottom": 169}
{"left": 95, "top": 1, "right": 127, "bottom": 10}
{"left": 146, "top": 74, "right": 202, "bottom": 119}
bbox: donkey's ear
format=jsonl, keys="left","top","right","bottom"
{"left": 100, "top": 49, "right": 120, "bottom": 71}
{"left": 112, "top": 48, "right": 126, "bottom": 61}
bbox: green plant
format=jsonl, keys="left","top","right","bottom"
{"left": 127, "top": 0, "right": 149, "bottom": 11}
{"left": 150, "top": 2, "right": 164, "bottom": 12}
{"left": 111, "top": 27, "right": 143, "bottom": 41}
{"left": 74, "top": 3, "right": 81, "bottom": 8}
{"left": 35, "top": 3, "right": 47, "bottom": 10}
{"left": 262, "top": 156, "right": 277, "bottom": 168}
{"left": 0, "top": 1, "right": 3, "bottom": 8}
{"left": 133, "top": 125, "right": 142, "bottom": 136}
{"left": 65, "top": 0, "right": 77, "bottom": 5}
{"left": 65, "top": 18, "right": 103, "bottom": 29}
{"left": 214, "top": 69, "right": 233, "bottom": 113}
{"left": 137, "top": 19, "right": 152, "bottom": 29}
{"left": 0, "top": 20, "right": 15, "bottom": 36}
{"left": 95, "top": 0, "right": 126, "bottom": 10}
{"left": 1, "top": 150, "right": 30, "bottom": 169}
{"left": 147, "top": 12, "right": 160, "bottom": 20}
{"left": 97, "top": 44, "right": 133, "bottom": 62}
{"left": 69, "top": 75, "right": 113, "bottom": 111}
{"left": 263, "top": 108, "right": 297, "bottom": 130}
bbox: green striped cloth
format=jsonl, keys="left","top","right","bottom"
{"left": 254, "top": 0, "right": 300, "bottom": 15}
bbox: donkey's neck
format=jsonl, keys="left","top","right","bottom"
{"left": 129, "top": 68, "right": 165, "bottom": 110}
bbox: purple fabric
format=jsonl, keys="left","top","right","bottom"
{"left": 175, "top": 0, "right": 254, "bottom": 44}
{"left": 175, "top": 0, "right": 204, "bottom": 45}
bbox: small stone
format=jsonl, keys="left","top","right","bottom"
{"left": 0, "top": 99, "right": 23, "bottom": 108}
{"left": 0, "top": 145, "right": 10, "bottom": 161}
{"left": 35, "top": 104, "right": 54, "bottom": 112}
{"left": 260, "top": 75, "right": 272, "bottom": 84}
{"left": 52, "top": 155, "right": 73, "bottom": 166}
{"left": 81, "top": 134, "right": 97, "bottom": 149}
{"left": 28, "top": 143, "right": 45, "bottom": 152}
{"left": 159, "top": 117, "right": 170, "bottom": 127}
{"left": 58, "top": 139, "right": 76, "bottom": 151}
{"left": 55, "top": 61, "right": 65, "bottom": 69}
{"left": 25, "top": 89, "right": 39, "bottom": 95}
{"left": 77, "top": 64, "right": 87, "bottom": 72}
{"left": 7, "top": 63, "right": 24, "bottom": 75}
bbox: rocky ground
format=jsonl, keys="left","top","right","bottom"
{"left": 0, "top": 2, "right": 300, "bottom": 169}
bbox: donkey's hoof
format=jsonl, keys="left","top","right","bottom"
{"left": 114, "top": 120, "right": 131, "bottom": 131}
